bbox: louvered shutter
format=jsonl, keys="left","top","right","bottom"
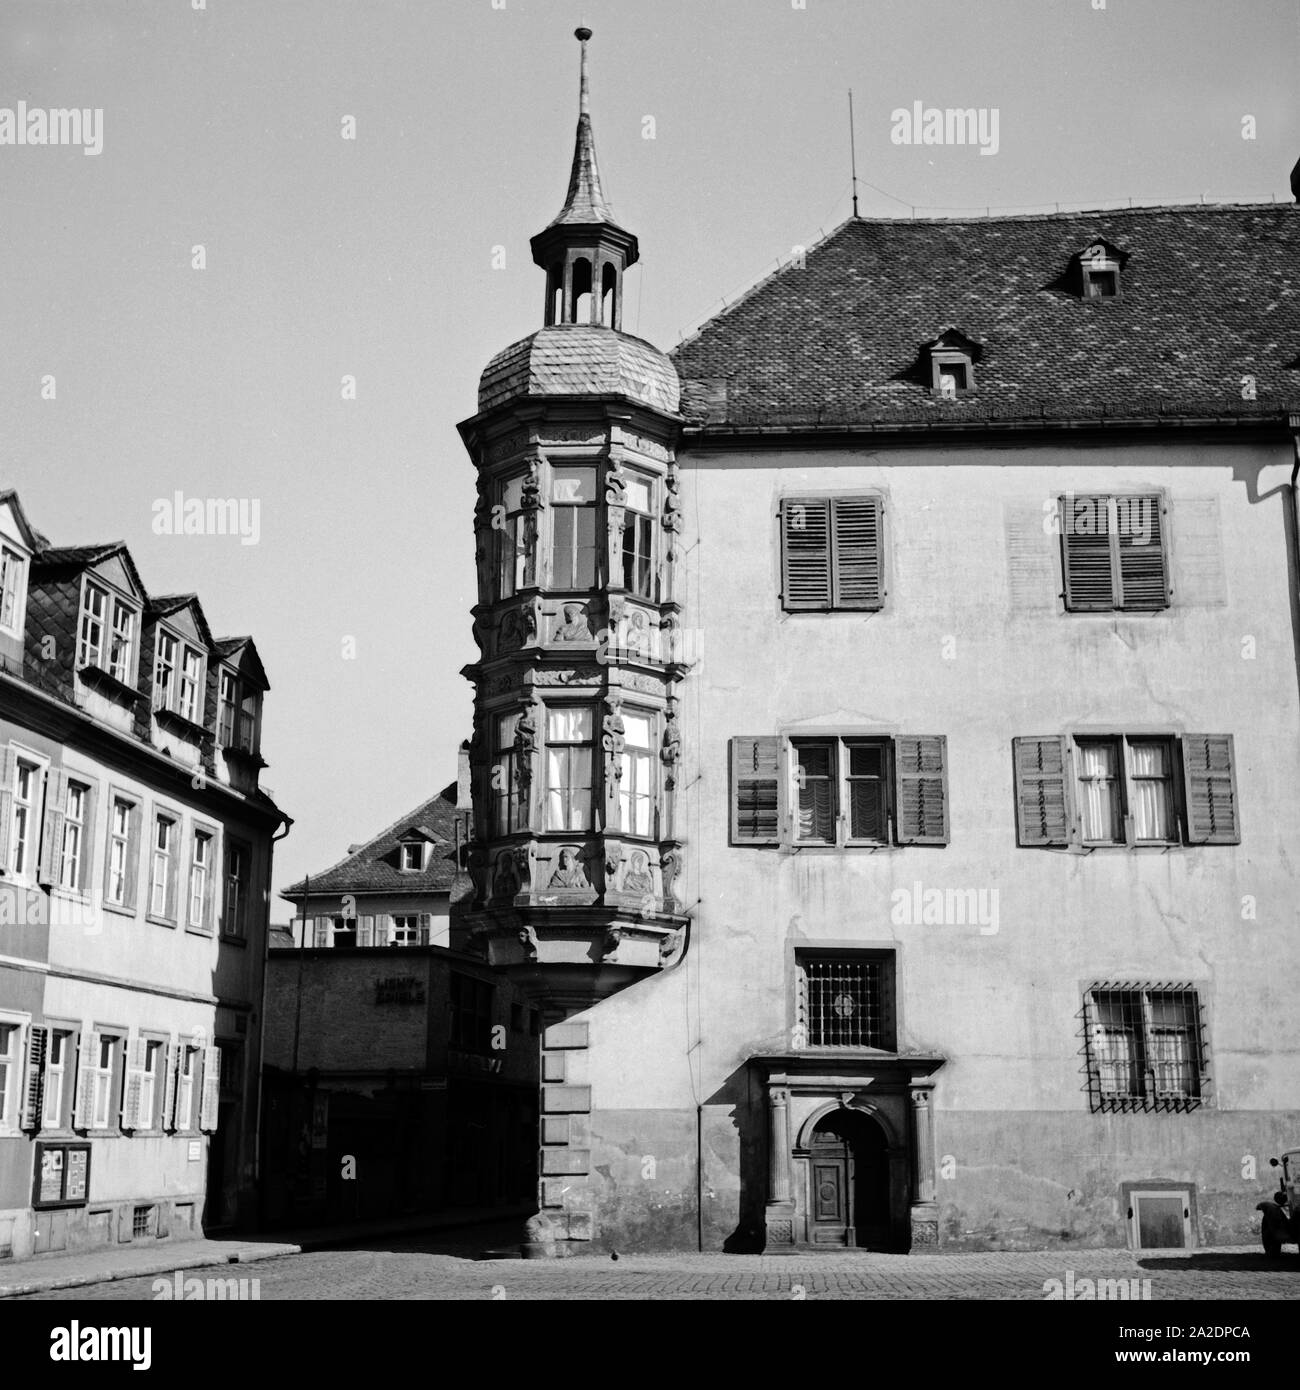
{"left": 313, "top": 917, "right": 330, "bottom": 947}
{"left": 199, "top": 1045, "right": 221, "bottom": 1132}
{"left": 71, "top": 1027, "right": 96, "bottom": 1130}
{"left": 0, "top": 746, "right": 15, "bottom": 870}
{"left": 731, "top": 736, "right": 781, "bottom": 845}
{"left": 19, "top": 1024, "right": 48, "bottom": 1131}
{"left": 77, "top": 779, "right": 98, "bottom": 891}
{"left": 36, "top": 769, "right": 67, "bottom": 887}
{"left": 1116, "top": 494, "right": 1168, "bottom": 610}
{"left": 781, "top": 498, "right": 831, "bottom": 610}
{"left": 831, "top": 496, "right": 883, "bottom": 609}
{"left": 161, "top": 1040, "right": 179, "bottom": 1132}
{"left": 122, "top": 802, "right": 140, "bottom": 908}
{"left": 1013, "top": 737, "right": 1073, "bottom": 846}
{"left": 1182, "top": 734, "right": 1239, "bottom": 844}
{"left": 418, "top": 912, "right": 432, "bottom": 946}
{"left": 358, "top": 914, "right": 374, "bottom": 947}
{"left": 1061, "top": 495, "right": 1115, "bottom": 610}
{"left": 894, "top": 736, "right": 949, "bottom": 845}
{"left": 122, "top": 1035, "right": 146, "bottom": 1130}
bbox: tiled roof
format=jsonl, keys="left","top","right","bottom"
{"left": 36, "top": 544, "right": 121, "bottom": 568}
{"left": 282, "top": 783, "right": 465, "bottom": 898}
{"left": 147, "top": 593, "right": 215, "bottom": 650}
{"left": 478, "top": 325, "right": 680, "bottom": 414}
{"left": 671, "top": 205, "right": 1300, "bottom": 429}
{"left": 547, "top": 112, "right": 617, "bottom": 229}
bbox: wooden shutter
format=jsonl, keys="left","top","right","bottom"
{"left": 1013, "top": 736, "right": 1073, "bottom": 846}
{"left": 358, "top": 914, "right": 374, "bottom": 947}
{"left": 202, "top": 834, "right": 216, "bottom": 930}
{"left": 199, "top": 1045, "right": 221, "bottom": 1132}
{"left": 730, "top": 736, "right": 781, "bottom": 845}
{"left": 1182, "top": 734, "right": 1239, "bottom": 844}
{"left": 71, "top": 1027, "right": 96, "bottom": 1130}
{"left": 894, "top": 736, "right": 949, "bottom": 845}
{"left": 0, "top": 745, "right": 16, "bottom": 869}
{"left": 1116, "top": 494, "right": 1168, "bottom": 609}
{"left": 418, "top": 912, "right": 432, "bottom": 945}
{"left": 161, "top": 1039, "right": 179, "bottom": 1132}
{"left": 313, "top": 917, "right": 330, "bottom": 947}
{"left": 77, "top": 780, "right": 98, "bottom": 892}
{"left": 36, "top": 769, "right": 67, "bottom": 887}
{"left": 121, "top": 1035, "right": 146, "bottom": 1130}
{"left": 831, "top": 496, "right": 883, "bottom": 609}
{"left": 781, "top": 498, "right": 831, "bottom": 610}
{"left": 1061, "top": 495, "right": 1116, "bottom": 610}
{"left": 19, "top": 1024, "right": 48, "bottom": 1131}
{"left": 121, "top": 801, "right": 141, "bottom": 909}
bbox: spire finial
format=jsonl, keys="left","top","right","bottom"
{"left": 575, "top": 27, "right": 592, "bottom": 117}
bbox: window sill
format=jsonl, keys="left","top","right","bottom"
{"left": 76, "top": 663, "right": 142, "bottom": 704}
{"left": 154, "top": 706, "right": 210, "bottom": 742}
{"left": 219, "top": 933, "right": 248, "bottom": 948}
{"left": 184, "top": 923, "right": 214, "bottom": 938}
{"left": 147, "top": 915, "right": 178, "bottom": 930}
{"left": 102, "top": 901, "right": 137, "bottom": 919}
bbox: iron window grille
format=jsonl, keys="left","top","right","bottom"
{"left": 1080, "top": 981, "right": 1207, "bottom": 1113}
{"left": 795, "top": 953, "right": 895, "bottom": 1050}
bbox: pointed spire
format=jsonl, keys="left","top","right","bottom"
{"left": 549, "top": 27, "right": 616, "bottom": 228}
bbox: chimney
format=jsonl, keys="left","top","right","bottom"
{"left": 457, "top": 739, "right": 472, "bottom": 813}
{"left": 1292, "top": 153, "right": 1300, "bottom": 204}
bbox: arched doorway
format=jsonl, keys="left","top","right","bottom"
{"left": 807, "top": 1109, "right": 891, "bottom": 1248}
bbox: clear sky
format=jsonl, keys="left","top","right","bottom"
{"left": 0, "top": 0, "right": 1296, "bottom": 912}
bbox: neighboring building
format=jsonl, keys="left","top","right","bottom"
{"left": 456, "top": 30, "right": 1300, "bottom": 1254}
{"left": 262, "top": 773, "right": 538, "bottom": 1227}
{"left": 0, "top": 489, "right": 287, "bottom": 1263}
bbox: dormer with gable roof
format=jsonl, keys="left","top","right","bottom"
{"left": 0, "top": 489, "right": 44, "bottom": 675}
{"left": 209, "top": 636, "right": 269, "bottom": 794}
{"left": 140, "top": 595, "right": 215, "bottom": 769}
{"left": 26, "top": 541, "right": 148, "bottom": 736}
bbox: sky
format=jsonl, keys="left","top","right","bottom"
{"left": 0, "top": 0, "right": 1296, "bottom": 913}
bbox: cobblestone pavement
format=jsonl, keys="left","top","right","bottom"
{"left": 14, "top": 1229, "right": 1300, "bottom": 1300}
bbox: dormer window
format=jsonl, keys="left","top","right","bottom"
{"left": 78, "top": 581, "right": 139, "bottom": 684}
{"left": 919, "top": 329, "right": 980, "bottom": 400}
{"left": 0, "top": 544, "right": 27, "bottom": 638}
{"left": 218, "top": 667, "right": 261, "bottom": 755}
{"left": 153, "top": 627, "right": 206, "bottom": 725}
{"left": 399, "top": 841, "right": 426, "bottom": 872}
{"left": 1076, "top": 241, "right": 1124, "bottom": 300}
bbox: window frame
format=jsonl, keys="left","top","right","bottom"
{"left": 1073, "top": 733, "right": 1181, "bottom": 849}
{"left": 930, "top": 350, "right": 974, "bottom": 397}
{"left": 1079, "top": 243, "right": 1122, "bottom": 300}
{"left": 221, "top": 836, "right": 250, "bottom": 941}
{"left": 548, "top": 465, "right": 599, "bottom": 592}
{"left": 41, "top": 1024, "right": 77, "bottom": 1131}
{"left": 791, "top": 736, "right": 894, "bottom": 849}
{"left": 620, "top": 470, "right": 656, "bottom": 599}
{"left": 186, "top": 823, "right": 217, "bottom": 934}
{"left": 8, "top": 749, "right": 47, "bottom": 882}
{"left": 58, "top": 779, "right": 92, "bottom": 893}
{"left": 1083, "top": 982, "right": 1206, "bottom": 1113}
{"left": 618, "top": 706, "right": 658, "bottom": 839}
{"left": 104, "top": 790, "right": 141, "bottom": 913}
{"left": 0, "top": 1012, "right": 26, "bottom": 1135}
{"left": 399, "top": 840, "right": 426, "bottom": 873}
{"left": 87, "top": 1029, "right": 124, "bottom": 1133}
{"left": 543, "top": 703, "right": 597, "bottom": 834}
{"left": 0, "top": 541, "right": 29, "bottom": 639}
{"left": 147, "top": 809, "right": 180, "bottom": 925}
{"left": 1059, "top": 491, "right": 1169, "bottom": 613}
{"left": 779, "top": 493, "right": 885, "bottom": 614}
{"left": 792, "top": 949, "right": 898, "bottom": 1052}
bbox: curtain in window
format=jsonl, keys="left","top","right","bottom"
{"left": 797, "top": 745, "right": 835, "bottom": 842}
{"left": 1147, "top": 993, "right": 1196, "bottom": 1096}
{"left": 619, "top": 713, "right": 654, "bottom": 836}
{"left": 1078, "top": 742, "right": 1121, "bottom": 841}
{"left": 847, "top": 744, "right": 886, "bottom": 840}
{"left": 1129, "top": 740, "right": 1173, "bottom": 840}
{"left": 545, "top": 708, "right": 593, "bottom": 831}
{"left": 493, "top": 712, "right": 521, "bottom": 835}
{"left": 1093, "top": 992, "right": 1142, "bottom": 1095}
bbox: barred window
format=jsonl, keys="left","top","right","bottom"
{"left": 794, "top": 953, "right": 895, "bottom": 1050}
{"left": 1082, "top": 982, "right": 1205, "bottom": 1113}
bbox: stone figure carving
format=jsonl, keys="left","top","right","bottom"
{"left": 663, "top": 465, "right": 682, "bottom": 532}
{"left": 492, "top": 850, "right": 520, "bottom": 901}
{"left": 553, "top": 602, "right": 591, "bottom": 643}
{"left": 466, "top": 844, "right": 489, "bottom": 907}
{"left": 623, "top": 849, "right": 653, "bottom": 896}
{"left": 661, "top": 697, "right": 681, "bottom": 768}
{"left": 548, "top": 846, "right": 590, "bottom": 889}
{"left": 602, "top": 700, "right": 626, "bottom": 762}
{"left": 660, "top": 847, "right": 680, "bottom": 910}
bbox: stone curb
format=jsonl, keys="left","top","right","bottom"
{"left": 0, "top": 1242, "right": 302, "bottom": 1299}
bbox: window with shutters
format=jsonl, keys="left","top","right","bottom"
{"left": 7, "top": 754, "right": 43, "bottom": 880}
{"left": 125, "top": 1036, "right": 165, "bottom": 1132}
{"left": 794, "top": 952, "right": 896, "bottom": 1050}
{"left": 1014, "top": 733, "right": 1234, "bottom": 849}
{"left": 731, "top": 734, "right": 947, "bottom": 848}
{"left": 174, "top": 1045, "right": 200, "bottom": 1132}
{"left": 58, "top": 781, "right": 90, "bottom": 892}
{"left": 332, "top": 915, "right": 357, "bottom": 948}
{"left": 1082, "top": 983, "right": 1205, "bottom": 1113}
{"left": 391, "top": 915, "right": 421, "bottom": 946}
{"left": 42, "top": 1027, "right": 75, "bottom": 1130}
{"left": 1060, "top": 493, "right": 1168, "bottom": 611}
{"left": 89, "top": 1032, "right": 123, "bottom": 1131}
{"left": 780, "top": 495, "right": 884, "bottom": 612}
{"left": 0, "top": 1017, "right": 21, "bottom": 1132}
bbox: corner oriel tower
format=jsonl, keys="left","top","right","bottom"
{"left": 457, "top": 29, "right": 689, "bottom": 1254}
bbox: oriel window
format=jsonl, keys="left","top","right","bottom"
{"left": 550, "top": 467, "right": 598, "bottom": 590}
{"left": 544, "top": 706, "right": 595, "bottom": 832}
{"left": 621, "top": 473, "right": 655, "bottom": 598}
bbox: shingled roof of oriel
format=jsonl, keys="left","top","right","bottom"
{"left": 282, "top": 783, "right": 463, "bottom": 898}
{"left": 670, "top": 204, "right": 1300, "bottom": 428}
